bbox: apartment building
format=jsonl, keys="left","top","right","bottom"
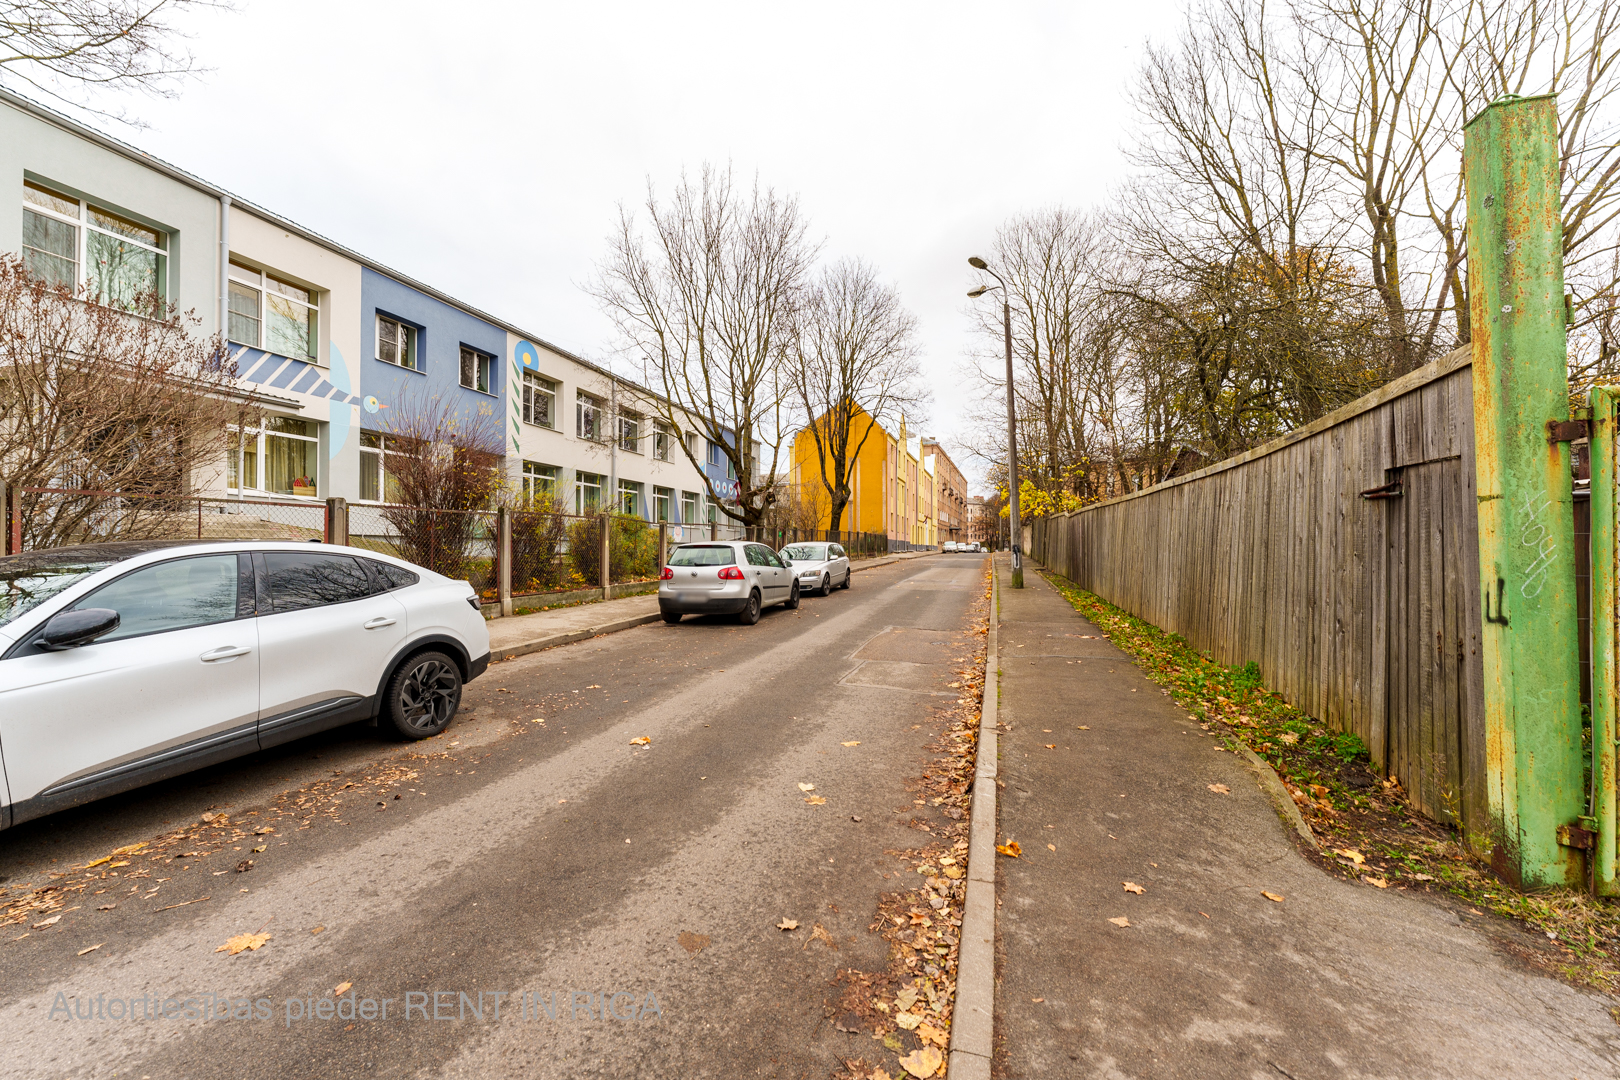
{"left": 1, "top": 88, "right": 727, "bottom": 526}
{"left": 788, "top": 406, "right": 939, "bottom": 547}
{"left": 923, "top": 439, "right": 967, "bottom": 543}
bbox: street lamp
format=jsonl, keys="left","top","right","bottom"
{"left": 967, "top": 256, "right": 1023, "bottom": 588}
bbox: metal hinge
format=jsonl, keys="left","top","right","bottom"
{"left": 1359, "top": 480, "right": 1404, "bottom": 500}
{"left": 1557, "top": 822, "right": 1596, "bottom": 849}
{"left": 1548, "top": 419, "right": 1589, "bottom": 443}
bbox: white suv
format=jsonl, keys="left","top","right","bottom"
{"left": 0, "top": 540, "right": 490, "bottom": 829}
{"left": 659, "top": 540, "right": 801, "bottom": 625}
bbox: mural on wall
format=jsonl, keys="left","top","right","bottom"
{"left": 232, "top": 346, "right": 365, "bottom": 409}
{"left": 510, "top": 339, "right": 542, "bottom": 458}
{"left": 325, "top": 342, "right": 357, "bottom": 461}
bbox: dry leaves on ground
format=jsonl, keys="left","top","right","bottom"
{"left": 216, "top": 932, "right": 271, "bottom": 955}
{"left": 333, "top": 981, "right": 352, "bottom": 995}
{"left": 1108, "top": 916, "right": 1131, "bottom": 928}
{"left": 804, "top": 923, "right": 836, "bottom": 950}
{"left": 1334, "top": 848, "right": 1365, "bottom": 865}
{"left": 842, "top": 741, "right": 861, "bottom": 747}
{"left": 805, "top": 796, "right": 828, "bottom": 805}
{"left": 677, "top": 931, "right": 709, "bottom": 955}
{"left": 1123, "top": 882, "right": 1145, "bottom": 894}
{"left": 995, "top": 840, "right": 1022, "bottom": 858}
{"left": 1261, "top": 891, "right": 1286, "bottom": 902}
{"left": 776, "top": 919, "right": 798, "bottom": 931}
{"left": 1208, "top": 784, "right": 1231, "bottom": 794}
{"left": 799, "top": 783, "right": 816, "bottom": 792}
{"left": 629, "top": 736, "right": 650, "bottom": 746}
{"left": 77, "top": 942, "right": 103, "bottom": 956}
{"left": 1365, "top": 876, "right": 1389, "bottom": 889}
{"left": 897, "top": 1046, "right": 943, "bottom": 1078}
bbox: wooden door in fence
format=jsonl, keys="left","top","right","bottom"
{"left": 1384, "top": 456, "right": 1474, "bottom": 825}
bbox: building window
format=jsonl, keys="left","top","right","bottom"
{"left": 653, "top": 422, "right": 673, "bottom": 461}
{"left": 522, "top": 371, "right": 556, "bottom": 428}
{"left": 460, "top": 345, "right": 492, "bottom": 393}
{"left": 685, "top": 432, "right": 700, "bottom": 460}
{"left": 359, "top": 430, "right": 411, "bottom": 502}
{"left": 375, "top": 314, "right": 418, "bottom": 370}
{"left": 228, "top": 416, "right": 320, "bottom": 498}
{"left": 521, "top": 461, "right": 558, "bottom": 504}
{"left": 619, "top": 481, "right": 644, "bottom": 518}
{"left": 681, "top": 491, "right": 699, "bottom": 523}
{"left": 653, "top": 486, "right": 673, "bottom": 522}
{"left": 575, "top": 472, "right": 603, "bottom": 514}
{"left": 618, "top": 411, "right": 640, "bottom": 454}
{"left": 577, "top": 392, "right": 604, "bottom": 442}
{"left": 23, "top": 179, "right": 168, "bottom": 314}
{"left": 228, "top": 260, "right": 317, "bottom": 360}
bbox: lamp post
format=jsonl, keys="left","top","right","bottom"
{"left": 968, "top": 257, "right": 1023, "bottom": 588}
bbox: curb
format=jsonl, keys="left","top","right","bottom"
{"left": 948, "top": 561, "right": 998, "bottom": 1080}
{"left": 490, "top": 550, "right": 946, "bottom": 662}
{"left": 1235, "top": 742, "right": 1319, "bottom": 850}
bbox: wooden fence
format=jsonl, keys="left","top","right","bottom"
{"left": 1031, "top": 347, "right": 1489, "bottom": 832}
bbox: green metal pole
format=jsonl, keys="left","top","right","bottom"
{"left": 1464, "top": 95, "right": 1586, "bottom": 888}
{"left": 1590, "top": 387, "right": 1618, "bottom": 893}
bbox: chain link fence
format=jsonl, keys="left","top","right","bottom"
{"left": 5, "top": 487, "right": 326, "bottom": 551}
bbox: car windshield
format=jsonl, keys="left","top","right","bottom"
{"left": 782, "top": 545, "right": 827, "bottom": 562}
{"left": 0, "top": 558, "right": 119, "bottom": 629}
{"left": 668, "top": 545, "right": 737, "bottom": 567}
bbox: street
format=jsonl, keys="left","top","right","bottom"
{"left": 0, "top": 553, "right": 988, "bottom": 1080}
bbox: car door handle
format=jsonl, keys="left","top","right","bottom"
{"left": 200, "top": 646, "right": 251, "bottom": 662}
{"left": 363, "top": 617, "right": 398, "bottom": 630}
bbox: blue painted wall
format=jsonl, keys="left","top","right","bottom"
{"left": 359, "top": 267, "right": 506, "bottom": 434}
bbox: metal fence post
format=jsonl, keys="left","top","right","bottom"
{"left": 658, "top": 522, "right": 669, "bottom": 576}
{"left": 497, "top": 506, "right": 513, "bottom": 617}
{"left": 1590, "top": 386, "right": 1619, "bottom": 894}
{"left": 324, "top": 497, "right": 349, "bottom": 545}
{"left": 8, "top": 483, "right": 21, "bottom": 555}
{"left": 1464, "top": 95, "right": 1586, "bottom": 888}
{"left": 600, "top": 512, "right": 611, "bottom": 599}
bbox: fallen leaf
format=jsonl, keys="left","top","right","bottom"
{"left": 677, "top": 931, "right": 710, "bottom": 955}
{"left": 1414, "top": 873, "right": 1436, "bottom": 881}
{"left": 1044, "top": 744, "right": 1056, "bottom": 750}
{"left": 253, "top": 827, "right": 274, "bottom": 835}
{"left": 32, "top": 915, "right": 61, "bottom": 929}
{"left": 333, "top": 981, "right": 352, "bottom": 996}
{"left": 894, "top": 1010, "right": 923, "bottom": 1030}
{"left": 1261, "top": 891, "right": 1285, "bottom": 902}
{"left": 1123, "top": 882, "right": 1145, "bottom": 894}
{"left": 942, "top": 865, "right": 964, "bottom": 878}
{"left": 108, "top": 860, "right": 130, "bottom": 868}
{"left": 97, "top": 904, "right": 116, "bottom": 911}
{"left": 1030, "top": 997, "right": 1045, "bottom": 1002}
{"left": 585, "top": 685, "right": 601, "bottom": 689}
{"left": 251, "top": 845, "right": 266, "bottom": 854}
{"left": 310, "top": 926, "right": 325, "bottom": 935}
{"left": 776, "top": 919, "right": 798, "bottom": 931}
{"left": 1047, "top": 843, "right": 1056, "bottom": 852}
{"left": 917, "top": 1020, "right": 947, "bottom": 1046}
{"left": 629, "top": 736, "right": 651, "bottom": 746}
{"left": 1364, "top": 876, "right": 1389, "bottom": 889}
{"left": 216, "top": 932, "right": 271, "bottom": 955}
{"left": 841, "top": 741, "right": 860, "bottom": 747}
{"left": 1208, "top": 784, "right": 1231, "bottom": 794}
{"left": 235, "top": 860, "right": 253, "bottom": 873}
{"left": 803, "top": 923, "right": 836, "bottom": 950}
{"left": 77, "top": 942, "right": 104, "bottom": 956}
{"left": 871, "top": 1070, "right": 893, "bottom": 1080}
{"left": 84, "top": 856, "right": 112, "bottom": 869}
{"left": 895, "top": 986, "right": 918, "bottom": 1010}
{"left": 1077, "top": 725, "right": 1090, "bottom": 730}
{"left": 1108, "top": 916, "right": 1131, "bottom": 928}
{"left": 897, "top": 1044, "right": 942, "bottom": 1078}
{"left": 996, "top": 840, "right": 1022, "bottom": 858}
{"left": 1333, "top": 848, "right": 1366, "bottom": 865}
{"left": 112, "top": 842, "right": 147, "bottom": 856}
{"left": 798, "top": 783, "right": 816, "bottom": 792}
{"left": 804, "top": 795, "right": 827, "bottom": 805}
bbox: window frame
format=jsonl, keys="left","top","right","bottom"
{"left": 652, "top": 422, "right": 674, "bottom": 461}
{"left": 576, "top": 392, "right": 605, "bottom": 442}
{"left": 228, "top": 415, "right": 321, "bottom": 500}
{"left": 68, "top": 553, "right": 247, "bottom": 644}
{"left": 653, "top": 486, "right": 673, "bottom": 522}
{"left": 617, "top": 411, "right": 641, "bottom": 454}
{"left": 228, "top": 259, "right": 319, "bottom": 361}
{"left": 459, "top": 345, "right": 493, "bottom": 394}
{"left": 522, "top": 371, "right": 557, "bottom": 428}
{"left": 521, "top": 460, "right": 558, "bottom": 504}
{"left": 22, "top": 179, "right": 169, "bottom": 314}
{"left": 374, "top": 313, "right": 419, "bottom": 371}
{"left": 618, "top": 480, "right": 644, "bottom": 518}
{"left": 575, "top": 471, "right": 603, "bottom": 515}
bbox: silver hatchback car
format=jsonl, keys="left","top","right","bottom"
{"left": 779, "top": 542, "right": 852, "bottom": 596}
{"left": 659, "top": 541, "right": 801, "bottom": 625}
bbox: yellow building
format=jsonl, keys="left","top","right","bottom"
{"left": 789, "top": 406, "right": 938, "bottom": 546}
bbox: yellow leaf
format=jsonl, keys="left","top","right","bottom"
{"left": 942, "top": 865, "right": 964, "bottom": 879}
{"left": 84, "top": 856, "right": 112, "bottom": 869}
{"left": 216, "top": 932, "right": 271, "bottom": 955}
{"left": 1108, "top": 916, "right": 1131, "bottom": 928}
{"left": 872, "top": 1071, "right": 893, "bottom": 1080}
{"left": 841, "top": 741, "right": 860, "bottom": 747}
{"left": 1044, "top": 744, "right": 1056, "bottom": 750}
{"left": 804, "top": 795, "right": 827, "bottom": 805}
{"left": 776, "top": 919, "right": 798, "bottom": 931}
{"left": 996, "top": 840, "right": 1022, "bottom": 858}
{"left": 1208, "top": 784, "right": 1231, "bottom": 794}
{"left": 333, "top": 981, "right": 352, "bottom": 996}
{"left": 1334, "top": 848, "right": 1366, "bottom": 865}
{"left": 32, "top": 915, "right": 61, "bottom": 929}
{"left": 629, "top": 736, "right": 650, "bottom": 746}
{"left": 1261, "top": 891, "right": 1285, "bottom": 902}
{"left": 798, "top": 783, "right": 815, "bottom": 792}
{"left": 917, "top": 1021, "right": 947, "bottom": 1046}
{"left": 1365, "top": 876, "right": 1389, "bottom": 889}
{"left": 108, "top": 861, "right": 129, "bottom": 869}
{"left": 894, "top": 1010, "right": 922, "bottom": 1030}
{"left": 895, "top": 987, "right": 918, "bottom": 1009}
{"left": 1077, "top": 725, "right": 1090, "bottom": 729}
{"left": 1123, "top": 882, "right": 1145, "bottom": 894}
{"left": 77, "top": 942, "right": 104, "bottom": 956}
{"left": 111, "top": 843, "right": 147, "bottom": 856}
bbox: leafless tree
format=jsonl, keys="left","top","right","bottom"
{"left": 0, "top": 253, "right": 240, "bottom": 547}
{"left": 788, "top": 258, "right": 923, "bottom": 531}
{"left": 0, "top": 0, "right": 226, "bottom": 118}
{"left": 593, "top": 165, "right": 816, "bottom": 529}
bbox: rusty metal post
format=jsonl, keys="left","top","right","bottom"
{"left": 497, "top": 506, "right": 513, "bottom": 618}
{"left": 599, "top": 512, "right": 611, "bottom": 599}
{"left": 658, "top": 521, "right": 668, "bottom": 577}
{"left": 1589, "top": 386, "right": 1619, "bottom": 893}
{"left": 9, "top": 483, "right": 22, "bottom": 554}
{"left": 1465, "top": 94, "right": 1586, "bottom": 887}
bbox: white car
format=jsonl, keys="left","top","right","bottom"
{"left": 943, "top": 541, "right": 959, "bottom": 553}
{"left": 659, "top": 540, "right": 802, "bottom": 624}
{"left": 779, "top": 542, "right": 853, "bottom": 596}
{"left": 0, "top": 539, "right": 490, "bottom": 828}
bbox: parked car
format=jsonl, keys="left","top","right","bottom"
{"left": 779, "top": 542, "right": 852, "bottom": 596}
{"left": 0, "top": 539, "right": 490, "bottom": 829}
{"left": 943, "top": 541, "right": 959, "bottom": 553}
{"left": 659, "top": 541, "right": 800, "bottom": 624}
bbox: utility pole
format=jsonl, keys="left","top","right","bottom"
{"left": 968, "top": 257, "right": 1023, "bottom": 586}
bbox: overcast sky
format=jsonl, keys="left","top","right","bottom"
{"left": 59, "top": 0, "right": 1184, "bottom": 492}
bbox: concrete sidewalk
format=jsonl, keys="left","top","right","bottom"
{"left": 486, "top": 549, "right": 941, "bottom": 661}
{"left": 991, "top": 555, "right": 1620, "bottom": 1079}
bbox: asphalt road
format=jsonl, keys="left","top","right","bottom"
{"left": 0, "top": 552, "right": 988, "bottom": 1080}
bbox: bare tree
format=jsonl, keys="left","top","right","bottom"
{"left": 593, "top": 165, "right": 816, "bottom": 529}
{"left": 788, "top": 258, "right": 922, "bottom": 531}
{"left": 0, "top": 252, "right": 239, "bottom": 547}
{"left": 0, "top": 0, "right": 226, "bottom": 118}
